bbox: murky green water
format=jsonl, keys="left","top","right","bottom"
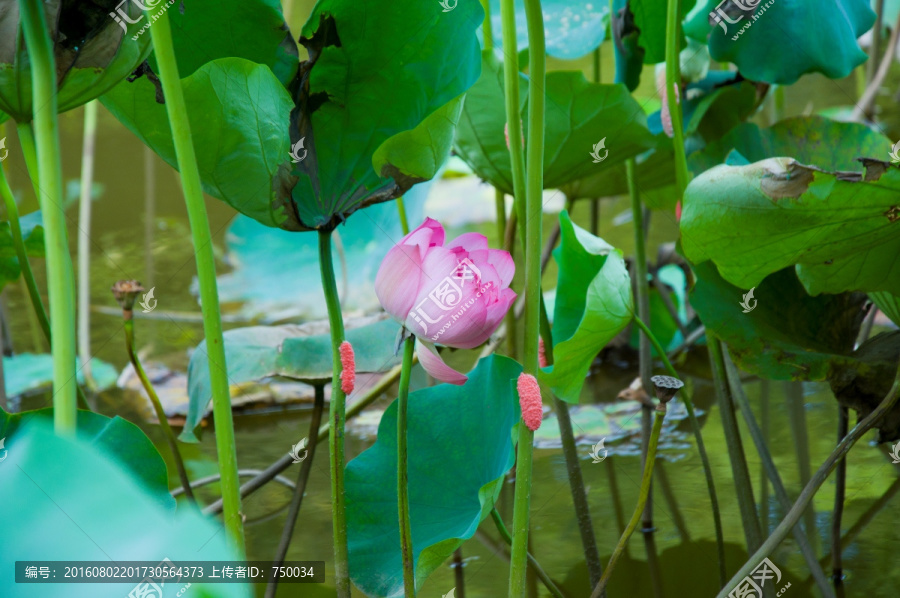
{"left": 3, "top": 1, "right": 900, "bottom": 596}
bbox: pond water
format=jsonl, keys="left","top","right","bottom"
{"left": 3, "top": 1, "right": 900, "bottom": 596}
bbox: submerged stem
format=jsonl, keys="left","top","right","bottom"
{"left": 591, "top": 408, "right": 666, "bottom": 598}
{"left": 18, "top": 0, "right": 77, "bottom": 434}
{"left": 266, "top": 384, "right": 326, "bottom": 598}
{"left": 148, "top": 10, "right": 243, "bottom": 549}
{"left": 717, "top": 362, "right": 900, "bottom": 598}
{"left": 317, "top": 229, "right": 351, "bottom": 597}
{"left": 490, "top": 509, "right": 566, "bottom": 598}
{"left": 124, "top": 317, "right": 194, "bottom": 503}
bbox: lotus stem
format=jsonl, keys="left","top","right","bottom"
{"left": 832, "top": 405, "right": 849, "bottom": 587}
{"left": 591, "top": 407, "right": 666, "bottom": 598}
{"left": 717, "top": 361, "right": 900, "bottom": 598}
{"left": 124, "top": 316, "right": 194, "bottom": 503}
{"left": 77, "top": 100, "right": 99, "bottom": 389}
{"left": 266, "top": 384, "right": 326, "bottom": 598}
{"left": 786, "top": 380, "right": 817, "bottom": 554}
{"left": 0, "top": 151, "right": 50, "bottom": 343}
{"left": 632, "top": 315, "right": 726, "bottom": 586}
{"left": 665, "top": 0, "right": 689, "bottom": 195}
{"left": 397, "top": 334, "right": 417, "bottom": 596}
{"left": 148, "top": 11, "right": 244, "bottom": 549}
{"left": 317, "top": 229, "right": 351, "bottom": 597}
{"left": 396, "top": 195, "right": 410, "bottom": 235}
{"left": 18, "top": 0, "right": 77, "bottom": 434}
{"left": 480, "top": 0, "right": 493, "bottom": 50}
{"left": 490, "top": 509, "right": 566, "bottom": 598}
{"left": 626, "top": 157, "right": 654, "bottom": 530}
{"left": 709, "top": 338, "right": 763, "bottom": 553}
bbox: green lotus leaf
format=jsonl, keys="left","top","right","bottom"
{"left": 564, "top": 72, "right": 758, "bottom": 206}
{"left": 0, "top": 0, "right": 151, "bottom": 120}
{"left": 150, "top": 0, "right": 298, "bottom": 84}
{"left": 345, "top": 354, "right": 522, "bottom": 597}
{"left": 0, "top": 420, "right": 248, "bottom": 598}
{"left": 540, "top": 211, "right": 633, "bottom": 403}
{"left": 103, "top": 58, "right": 295, "bottom": 229}
{"left": 630, "top": 0, "right": 697, "bottom": 64}
{"left": 183, "top": 317, "right": 401, "bottom": 442}
{"left": 286, "top": 0, "right": 482, "bottom": 230}
{"left": 0, "top": 406, "right": 169, "bottom": 504}
{"left": 487, "top": 0, "right": 611, "bottom": 59}
{"left": 690, "top": 262, "right": 866, "bottom": 381}
{"left": 681, "top": 158, "right": 900, "bottom": 296}
{"left": 687, "top": 0, "right": 875, "bottom": 85}
{"left": 689, "top": 115, "right": 892, "bottom": 174}
{"left": 454, "top": 53, "right": 656, "bottom": 195}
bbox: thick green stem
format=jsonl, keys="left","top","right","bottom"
{"left": 718, "top": 363, "right": 900, "bottom": 598}
{"left": 724, "top": 354, "right": 835, "bottom": 598}
{"left": 397, "top": 334, "right": 417, "bottom": 596}
{"left": 632, "top": 316, "right": 726, "bottom": 586}
{"left": 18, "top": 0, "right": 77, "bottom": 434}
{"left": 591, "top": 409, "right": 666, "bottom": 598}
{"left": 396, "top": 196, "right": 410, "bottom": 235}
{"left": 708, "top": 338, "right": 762, "bottom": 553}
{"left": 317, "top": 229, "right": 351, "bottom": 597}
{"left": 148, "top": 12, "right": 243, "bottom": 549}
{"left": 77, "top": 100, "right": 99, "bottom": 389}
{"left": 125, "top": 317, "right": 194, "bottom": 503}
{"left": 664, "top": 0, "right": 689, "bottom": 196}
{"left": 491, "top": 509, "right": 566, "bottom": 598}
{"left": 509, "top": 0, "right": 545, "bottom": 594}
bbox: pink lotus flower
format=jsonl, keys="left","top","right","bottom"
{"left": 375, "top": 218, "right": 517, "bottom": 385}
